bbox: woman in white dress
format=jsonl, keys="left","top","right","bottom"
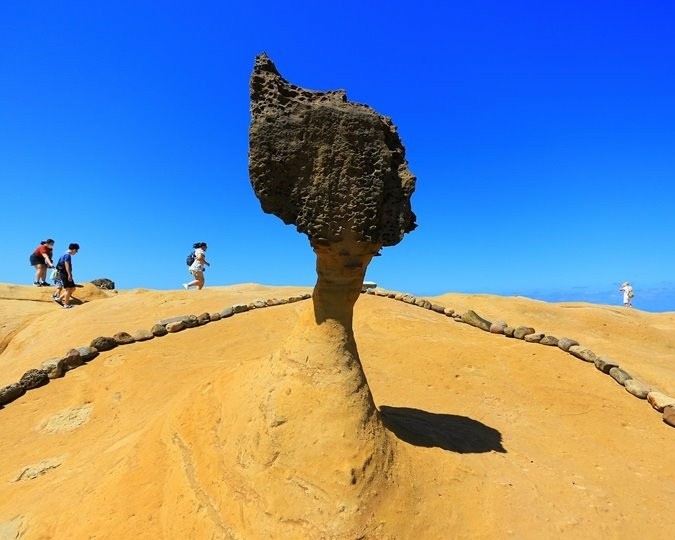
{"left": 619, "top": 281, "right": 634, "bottom": 308}
{"left": 183, "top": 242, "right": 210, "bottom": 290}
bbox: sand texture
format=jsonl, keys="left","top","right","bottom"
{"left": 1, "top": 283, "right": 674, "bottom": 539}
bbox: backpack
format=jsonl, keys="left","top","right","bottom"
{"left": 186, "top": 251, "right": 196, "bottom": 266}
{"left": 628, "top": 289, "right": 635, "bottom": 299}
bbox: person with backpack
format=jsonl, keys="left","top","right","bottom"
{"left": 54, "top": 243, "right": 80, "bottom": 309}
{"left": 619, "top": 281, "right": 634, "bottom": 308}
{"left": 183, "top": 242, "right": 210, "bottom": 290}
{"left": 29, "top": 239, "right": 55, "bottom": 286}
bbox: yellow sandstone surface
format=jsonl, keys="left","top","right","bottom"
{"left": 0, "top": 283, "right": 674, "bottom": 539}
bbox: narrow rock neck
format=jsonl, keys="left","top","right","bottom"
{"left": 310, "top": 237, "right": 380, "bottom": 328}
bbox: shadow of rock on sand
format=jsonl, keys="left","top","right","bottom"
{"left": 380, "top": 405, "right": 506, "bottom": 454}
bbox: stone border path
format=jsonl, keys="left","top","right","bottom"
{"left": 1, "top": 289, "right": 673, "bottom": 429}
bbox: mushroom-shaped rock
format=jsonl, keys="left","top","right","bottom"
{"left": 169, "top": 54, "right": 419, "bottom": 539}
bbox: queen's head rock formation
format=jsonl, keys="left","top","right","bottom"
{"left": 170, "top": 54, "right": 418, "bottom": 539}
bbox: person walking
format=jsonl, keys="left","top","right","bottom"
{"left": 183, "top": 242, "right": 210, "bottom": 290}
{"left": 29, "top": 239, "right": 55, "bottom": 286}
{"left": 54, "top": 243, "right": 80, "bottom": 309}
{"left": 619, "top": 281, "right": 634, "bottom": 308}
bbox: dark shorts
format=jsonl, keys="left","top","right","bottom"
{"left": 29, "top": 254, "right": 45, "bottom": 266}
{"left": 59, "top": 271, "right": 76, "bottom": 289}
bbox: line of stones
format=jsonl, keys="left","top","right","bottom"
{"left": 362, "top": 287, "right": 675, "bottom": 429}
{"left": 0, "top": 294, "right": 312, "bottom": 410}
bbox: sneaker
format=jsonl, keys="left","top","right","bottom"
{"left": 182, "top": 283, "right": 189, "bottom": 290}
{"left": 62, "top": 304, "right": 73, "bottom": 309}
{"left": 52, "top": 293, "right": 59, "bottom": 300}
{"left": 39, "top": 281, "right": 51, "bottom": 287}
{"left": 33, "top": 281, "right": 41, "bottom": 286}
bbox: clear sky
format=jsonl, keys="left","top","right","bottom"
{"left": 2, "top": 1, "right": 674, "bottom": 311}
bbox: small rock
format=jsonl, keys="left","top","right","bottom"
{"left": 414, "top": 298, "right": 431, "bottom": 309}
{"left": 594, "top": 355, "right": 619, "bottom": 374}
{"left": 558, "top": 337, "right": 579, "bottom": 352}
{"left": 568, "top": 345, "right": 597, "bottom": 363}
{"left": 90, "top": 278, "right": 115, "bottom": 290}
{"left": 62, "top": 349, "right": 83, "bottom": 370}
{"left": 113, "top": 332, "right": 135, "bottom": 345}
{"left": 539, "top": 335, "right": 559, "bottom": 346}
{"left": 197, "top": 312, "right": 211, "bottom": 325}
{"left": 663, "top": 405, "right": 675, "bottom": 428}
{"left": 443, "top": 307, "right": 455, "bottom": 317}
{"left": 609, "top": 366, "right": 632, "bottom": 386}
{"left": 20, "top": 369, "right": 49, "bottom": 390}
{"left": 41, "top": 358, "right": 65, "bottom": 379}
{"left": 233, "top": 304, "right": 249, "bottom": 313}
{"left": 489, "top": 322, "right": 507, "bottom": 334}
{"left": 76, "top": 346, "right": 99, "bottom": 361}
{"left": 209, "top": 312, "right": 221, "bottom": 321}
{"left": 220, "top": 307, "right": 235, "bottom": 318}
{"left": 503, "top": 326, "right": 515, "bottom": 337}
{"left": 462, "top": 310, "right": 492, "bottom": 331}
{"left": 647, "top": 391, "right": 675, "bottom": 412}
{"left": 166, "top": 321, "right": 185, "bottom": 333}
{"left": 624, "top": 379, "right": 652, "bottom": 399}
{"left": 430, "top": 304, "right": 445, "bottom": 314}
{"left": 0, "top": 383, "right": 26, "bottom": 406}
{"left": 131, "top": 329, "right": 154, "bottom": 342}
{"left": 151, "top": 324, "right": 168, "bottom": 337}
{"left": 524, "top": 333, "right": 545, "bottom": 343}
{"left": 513, "top": 326, "right": 536, "bottom": 339}
{"left": 91, "top": 336, "right": 118, "bottom": 352}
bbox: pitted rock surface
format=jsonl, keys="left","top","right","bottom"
{"left": 0, "top": 383, "right": 26, "bottom": 406}
{"left": 248, "top": 53, "right": 416, "bottom": 246}
{"left": 20, "top": 369, "right": 49, "bottom": 390}
{"left": 91, "top": 336, "right": 118, "bottom": 352}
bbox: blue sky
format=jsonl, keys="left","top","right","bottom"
{"left": 1, "top": 1, "right": 674, "bottom": 311}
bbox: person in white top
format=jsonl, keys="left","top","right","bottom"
{"left": 619, "top": 281, "right": 634, "bottom": 308}
{"left": 183, "top": 242, "right": 210, "bottom": 290}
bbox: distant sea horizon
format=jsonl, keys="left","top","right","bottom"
{"left": 483, "top": 284, "right": 675, "bottom": 314}
{"left": 414, "top": 283, "right": 675, "bottom": 314}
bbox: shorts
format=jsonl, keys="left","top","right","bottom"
{"left": 30, "top": 254, "right": 45, "bottom": 266}
{"left": 59, "top": 271, "right": 76, "bottom": 289}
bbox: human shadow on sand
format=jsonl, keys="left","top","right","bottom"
{"left": 379, "top": 406, "right": 506, "bottom": 454}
